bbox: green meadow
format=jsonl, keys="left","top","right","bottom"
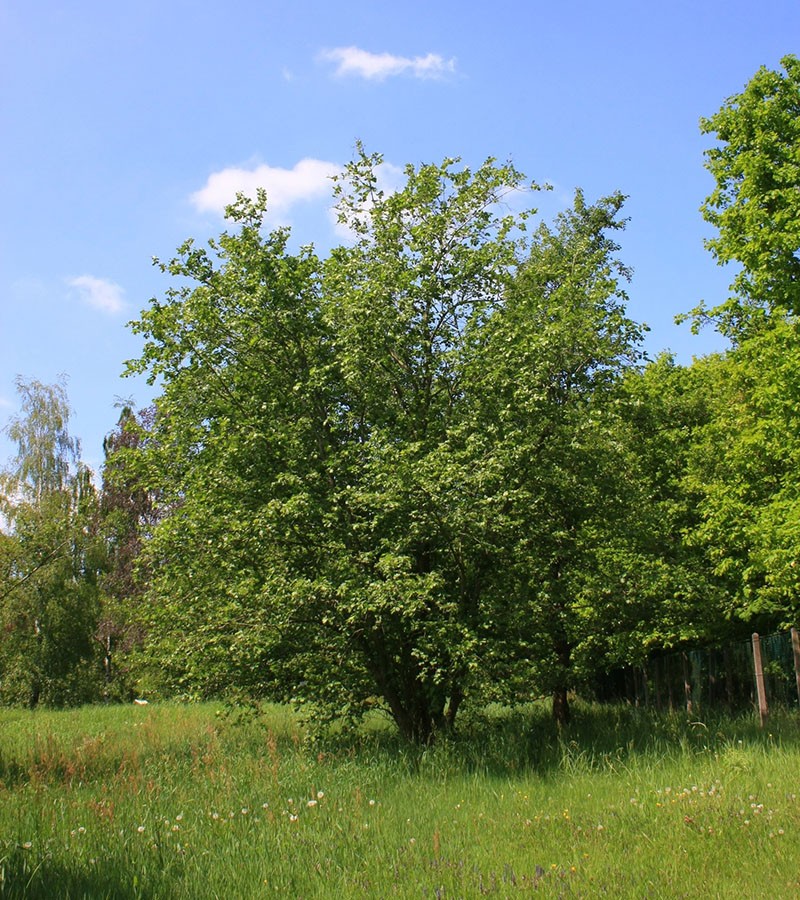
{"left": 1, "top": 702, "right": 799, "bottom": 898}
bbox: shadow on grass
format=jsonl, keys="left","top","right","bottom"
{"left": 314, "top": 700, "right": 800, "bottom": 780}
{"left": 0, "top": 844, "right": 165, "bottom": 900}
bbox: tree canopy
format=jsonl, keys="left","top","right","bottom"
{"left": 696, "top": 54, "right": 800, "bottom": 335}
{"left": 122, "top": 150, "right": 646, "bottom": 738}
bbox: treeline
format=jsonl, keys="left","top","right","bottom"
{"left": 1, "top": 57, "right": 799, "bottom": 742}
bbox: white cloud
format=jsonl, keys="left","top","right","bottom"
{"left": 320, "top": 46, "right": 456, "bottom": 81}
{"left": 190, "top": 158, "right": 342, "bottom": 219}
{"left": 67, "top": 275, "right": 126, "bottom": 315}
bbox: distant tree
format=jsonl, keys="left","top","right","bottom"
{"left": 0, "top": 377, "right": 102, "bottom": 706}
{"left": 692, "top": 54, "right": 800, "bottom": 337}
{"left": 96, "top": 404, "right": 161, "bottom": 695}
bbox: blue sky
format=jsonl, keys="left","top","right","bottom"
{"left": 1, "top": 0, "right": 798, "bottom": 475}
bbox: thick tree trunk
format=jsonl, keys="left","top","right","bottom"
{"left": 361, "top": 636, "right": 443, "bottom": 744}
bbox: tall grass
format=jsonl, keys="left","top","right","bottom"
{"left": 1, "top": 701, "right": 799, "bottom": 897}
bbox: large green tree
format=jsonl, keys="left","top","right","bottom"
{"left": 677, "top": 56, "right": 800, "bottom": 632}
{"left": 0, "top": 377, "right": 102, "bottom": 706}
{"left": 127, "top": 151, "right": 644, "bottom": 739}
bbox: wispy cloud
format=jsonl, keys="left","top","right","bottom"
{"left": 191, "top": 158, "right": 342, "bottom": 219}
{"left": 320, "top": 46, "right": 456, "bottom": 81}
{"left": 67, "top": 275, "right": 126, "bottom": 315}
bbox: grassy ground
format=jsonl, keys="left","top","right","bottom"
{"left": 0, "top": 700, "right": 799, "bottom": 898}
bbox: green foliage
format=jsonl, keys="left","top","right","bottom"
{"left": 694, "top": 54, "right": 800, "bottom": 336}
{"left": 685, "top": 319, "right": 800, "bottom": 627}
{"left": 668, "top": 56, "right": 800, "bottom": 637}
{"left": 0, "top": 378, "right": 103, "bottom": 706}
{"left": 614, "top": 354, "right": 729, "bottom": 653}
{"left": 96, "top": 405, "right": 162, "bottom": 699}
{"left": 460, "top": 190, "right": 646, "bottom": 718}
{"left": 126, "top": 150, "right": 646, "bottom": 739}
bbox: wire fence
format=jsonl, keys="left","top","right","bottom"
{"left": 604, "top": 628, "right": 800, "bottom": 720}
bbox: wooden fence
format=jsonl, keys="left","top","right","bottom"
{"left": 607, "top": 627, "right": 800, "bottom": 726}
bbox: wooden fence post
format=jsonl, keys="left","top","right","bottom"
{"left": 791, "top": 627, "right": 800, "bottom": 708}
{"left": 752, "top": 632, "right": 768, "bottom": 728}
{"left": 682, "top": 652, "right": 693, "bottom": 714}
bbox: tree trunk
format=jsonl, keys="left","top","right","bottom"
{"left": 361, "top": 636, "right": 443, "bottom": 744}
{"left": 552, "top": 686, "right": 570, "bottom": 726}
{"left": 552, "top": 635, "right": 572, "bottom": 726}
{"left": 445, "top": 684, "right": 463, "bottom": 729}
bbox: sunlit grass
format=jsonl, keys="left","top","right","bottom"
{"left": 1, "top": 701, "right": 799, "bottom": 897}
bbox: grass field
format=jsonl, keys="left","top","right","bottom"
{"left": 0, "top": 700, "right": 799, "bottom": 898}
